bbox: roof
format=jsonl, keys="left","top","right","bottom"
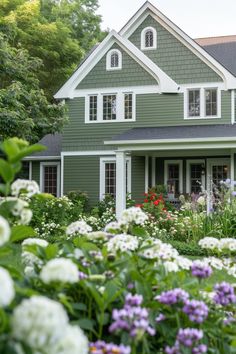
{"left": 32, "top": 133, "right": 62, "bottom": 157}
{"left": 200, "top": 42, "right": 236, "bottom": 77}
{"left": 195, "top": 35, "right": 236, "bottom": 46}
{"left": 108, "top": 125, "right": 236, "bottom": 143}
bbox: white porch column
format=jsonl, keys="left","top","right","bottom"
{"left": 145, "top": 155, "right": 149, "bottom": 193}
{"left": 231, "top": 150, "right": 235, "bottom": 187}
{"left": 29, "top": 161, "right": 32, "bottom": 180}
{"left": 151, "top": 157, "right": 156, "bottom": 187}
{"left": 116, "top": 151, "right": 126, "bottom": 218}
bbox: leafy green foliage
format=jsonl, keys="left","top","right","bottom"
{"left": 0, "top": 34, "right": 67, "bottom": 143}
{"left": 0, "top": 0, "right": 106, "bottom": 98}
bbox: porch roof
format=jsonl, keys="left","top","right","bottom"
{"left": 105, "top": 124, "right": 236, "bottom": 146}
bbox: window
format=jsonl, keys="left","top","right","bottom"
{"left": 186, "top": 160, "right": 205, "bottom": 194}
{"left": 106, "top": 49, "right": 122, "bottom": 70}
{"left": 89, "top": 95, "right": 97, "bottom": 121}
{"left": 205, "top": 89, "right": 217, "bottom": 116}
{"left": 100, "top": 157, "right": 131, "bottom": 200}
{"left": 164, "top": 160, "right": 183, "bottom": 195}
{"left": 85, "top": 92, "right": 135, "bottom": 123}
{"left": 141, "top": 27, "right": 157, "bottom": 50}
{"left": 124, "top": 93, "right": 133, "bottom": 120}
{"left": 40, "top": 162, "right": 60, "bottom": 197}
{"left": 103, "top": 95, "right": 117, "bottom": 120}
{"left": 188, "top": 89, "right": 200, "bottom": 117}
{"left": 185, "top": 87, "right": 220, "bottom": 119}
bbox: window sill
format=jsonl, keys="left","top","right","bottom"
{"left": 106, "top": 67, "right": 122, "bottom": 71}
{"left": 184, "top": 116, "right": 221, "bottom": 120}
{"left": 141, "top": 46, "right": 157, "bottom": 51}
{"left": 85, "top": 119, "right": 136, "bottom": 124}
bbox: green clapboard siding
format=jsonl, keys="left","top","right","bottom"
{"left": 77, "top": 43, "right": 157, "bottom": 89}
{"left": 131, "top": 156, "right": 145, "bottom": 202}
{"left": 64, "top": 156, "right": 100, "bottom": 206}
{"left": 129, "top": 15, "right": 222, "bottom": 84}
{"left": 63, "top": 91, "right": 231, "bottom": 151}
{"left": 32, "top": 162, "right": 40, "bottom": 185}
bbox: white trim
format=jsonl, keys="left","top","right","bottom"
{"left": 231, "top": 151, "right": 235, "bottom": 186}
{"left": 61, "top": 153, "right": 64, "bottom": 196}
{"left": 145, "top": 156, "right": 149, "bottom": 192}
{"left": 54, "top": 30, "right": 179, "bottom": 99}
{"left": 29, "top": 161, "right": 32, "bottom": 180}
{"left": 105, "top": 136, "right": 236, "bottom": 146}
{"left": 62, "top": 150, "right": 116, "bottom": 157}
{"left": 151, "top": 157, "right": 156, "bottom": 187}
{"left": 164, "top": 160, "right": 183, "bottom": 194}
{"left": 24, "top": 156, "right": 61, "bottom": 161}
{"left": 99, "top": 156, "right": 131, "bottom": 201}
{"left": 73, "top": 85, "right": 161, "bottom": 97}
{"left": 85, "top": 92, "right": 136, "bottom": 123}
{"left": 231, "top": 90, "right": 235, "bottom": 124}
{"left": 106, "top": 49, "right": 122, "bottom": 70}
{"left": 141, "top": 26, "right": 157, "bottom": 50}
{"left": 40, "top": 162, "right": 61, "bottom": 197}
{"left": 119, "top": 2, "right": 236, "bottom": 89}
{"left": 186, "top": 159, "right": 205, "bottom": 194}
{"left": 184, "top": 87, "right": 221, "bottom": 120}
{"left": 116, "top": 143, "right": 236, "bottom": 151}
{"left": 207, "top": 158, "right": 231, "bottom": 187}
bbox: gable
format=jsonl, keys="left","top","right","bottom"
{"left": 76, "top": 43, "right": 157, "bottom": 89}
{"left": 128, "top": 15, "right": 222, "bottom": 84}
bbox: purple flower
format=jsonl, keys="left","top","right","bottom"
{"left": 89, "top": 340, "right": 131, "bottom": 354}
{"left": 192, "top": 344, "right": 208, "bottom": 353}
{"left": 155, "top": 313, "right": 166, "bottom": 323}
{"left": 78, "top": 271, "right": 88, "bottom": 280}
{"left": 191, "top": 261, "right": 212, "bottom": 279}
{"left": 183, "top": 300, "right": 208, "bottom": 323}
{"left": 177, "top": 328, "right": 203, "bottom": 347}
{"left": 165, "top": 344, "right": 180, "bottom": 354}
{"left": 214, "top": 282, "right": 236, "bottom": 306}
{"left": 109, "top": 293, "right": 155, "bottom": 340}
{"left": 232, "top": 191, "right": 236, "bottom": 197}
{"left": 155, "top": 288, "right": 189, "bottom": 305}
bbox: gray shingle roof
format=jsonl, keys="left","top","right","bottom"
{"left": 110, "top": 124, "right": 236, "bottom": 142}
{"left": 202, "top": 42, "right": 236, "bottom": 77}
{"left": 33, "top": 133, "right": 62, "bottom": 157}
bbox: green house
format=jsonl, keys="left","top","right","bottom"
{"left": 26, "top": 1, "right": 236, "bottom": 216}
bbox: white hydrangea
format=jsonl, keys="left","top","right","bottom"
{"left": 219, "top": 238, "right": 236, "bottom": 251}
{"left": 203, "top": 257, "right": 224, "bottom": 270}
{"left": 0, "top": 216, "right": 11, "bottom": 246}
{"left": 48, "top": 325, "right": 88, "bottom": 354}
{"left": 141, "top": 238, "right": 179, "bottom": 260}
{"left": 175, "top": 256, "right": 192, "bottom": 270}
{"left": 119, "top": 207, "right": 148, "bottom": 226}
{"left": 163, "top": 261, "right": 179, "bottom": 273}
{"left": 228, "top": 265, "right": 236, "bottom": 278}
{"left": 12, "top": 296, "right": 69, "bottom": 351}
{"left": 19, "top": 208, "right": 33, "bottom": 225}
{"left": 0, "top": 267, "right": 15, "bottom": 306}
{"left": 86, "top": 231, "right": 109, "bottom": 242}
{"left": 40, "top": 258, "right": 78, "bottom": 284}
{"left": 104, "top": 221, "right": 122, "bottom": 233}
{"left": 11, "top": 179, "right": 39, "bottom": 198}
{"left": 198, "top": 237, "right": 220, "bottom": 250}
{"left": 107, "top": 234, "right": 139, "bottom": 253}
{"left": 22, "top": 238, "right": 49, "bottom": 274}
{"left": 66, "top": 220, "right": 92, "bottom": 237}
{"left": 0, "top": 197, "right": 28, "bottom": 216}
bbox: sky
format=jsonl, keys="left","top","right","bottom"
{"left": 97, "top": 0, "right": 236, "bottom": 39}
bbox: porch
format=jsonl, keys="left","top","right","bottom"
{"left": 104, "top": 125, "right": 236, "bottom": 216}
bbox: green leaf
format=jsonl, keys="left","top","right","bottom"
{"left": 77, "top": 318, "right": 95, "bottom": 331}
{"left": 0, "top": 159, "right": 14, "bottom": 183}
{"left": 44, "top": 244, "right": 59, "bottom": 260}
{"left": 11, "top": 225, "right": 36, "bottom": 242}
{"left": 131, "top": 225, "right": 148, "bottom": 237}
{"left": 1, "top": 140, "right": 20, "bottom": 160}
{"left": 10, "top": 144, "right": 46, "bottom": 163}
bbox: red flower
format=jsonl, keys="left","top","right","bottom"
{"left": 153, "top": 200, "right": 160, "bottom": 206}
{"left": 150, "top": 195, "right": 155, "bottom": 201}
{"left": 144, "top": 199, "right": 148, "bottom": 203}
{"left": 135, "top": 204, "right": 144, "bottom": 208}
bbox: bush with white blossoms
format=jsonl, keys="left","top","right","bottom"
{"left": 11, "top": 179, "right": 39, "bottom": 198}
{"left": 0, "top": 139, "right": 235, "bottom": 354}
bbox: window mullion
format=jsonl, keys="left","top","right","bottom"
{"left": 200, "top": 88, "right": 205, "bottom": 117}
{"left": 116, "top": 93, "right": 123, "bottom": 121}
{"left": 98, "top": 94, "right": 103, "bottom": 122}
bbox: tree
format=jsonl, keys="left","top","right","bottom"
{"left": 0, "top": 34, "right": 66, "bottom": 143}
{"left": 0, "top": 0, "right": 105, "bottom": 98}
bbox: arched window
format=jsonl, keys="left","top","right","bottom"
{"left": 106, "top": 49, "right": 122, "bottom": 70}
{"left": 141, "top": 27, "right": 157, "bottom": 50}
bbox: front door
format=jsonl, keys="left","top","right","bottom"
{"left": 207, "top": 158, "right": 230, "bottom": 190}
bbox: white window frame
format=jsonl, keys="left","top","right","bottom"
{"left": 164, "top": 160, "right": 183, "bottom": 194}
{"left": 100, "top": 156, "right": 131, "bottom": 200}
{"left": 186, "top": 159, "right": 205, "bottom": 194}
{"left": 40, "top": 162, "right": 60, "bottom": 197}
{"left": 106, "top": 49, "right": 122, "bottom": 71}
{"left": 184, "top": 86, "right": 221, "bottom": 119}
{"left": 85, "top": 91, "right": 135, "bottom": 123}
{"left": 141, "top": 27, "right": 157, "bottom": 50}
{"left": 207, "top": 158, "right": 231, "bottom": 184}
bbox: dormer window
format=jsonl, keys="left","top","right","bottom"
{"left": 106, "top": 49, "right": 122, "bottom": 70}
{"left": 141, "top": 27, "right": 157, "bottom": 50}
